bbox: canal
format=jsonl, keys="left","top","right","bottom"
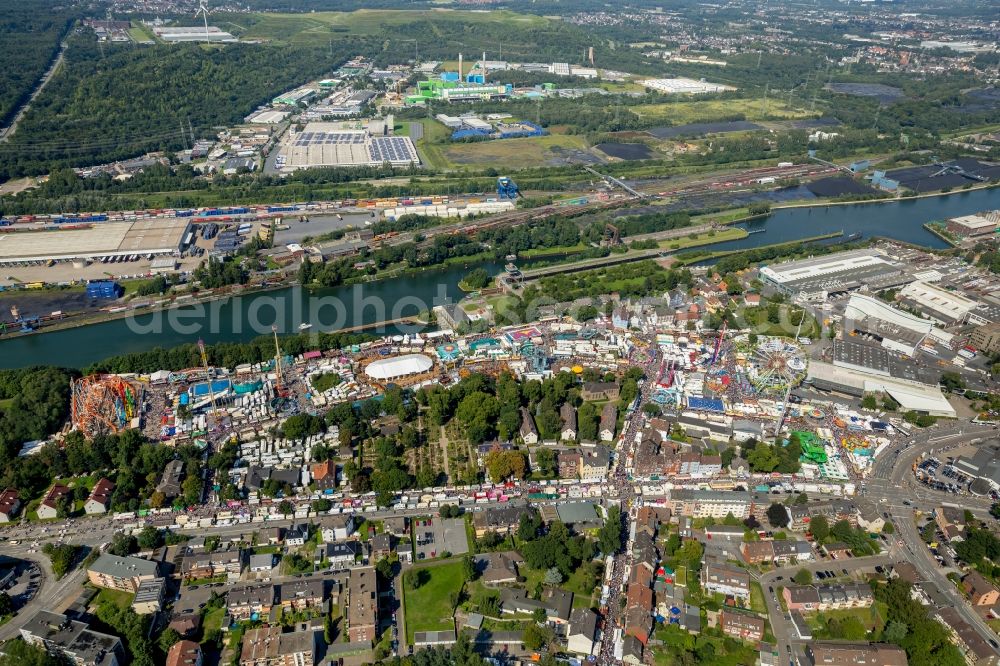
{"left": 1, "top": 187, "right": 997, "bottom": 369}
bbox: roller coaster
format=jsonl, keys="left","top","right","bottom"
{"left": 71, "top": 375, "right": 141, "bottom": 439}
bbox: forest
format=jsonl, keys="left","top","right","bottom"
{"left": 0, "top": 0, "right": 74, "bottom": 127}
{"left": 0, "top": 35, "right": 361, "bottom": 178}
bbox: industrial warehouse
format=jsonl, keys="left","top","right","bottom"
{"left": 0, "top": 219, "right": 190, "bottom": 265}
{"left": 278, "top": 120, "right": 419, "bottom": 170}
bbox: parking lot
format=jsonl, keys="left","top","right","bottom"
{"left": 412, "top": 517, "right": 468, "bottom": 560}
{"left": 914, "top": 456, "right": 972, "bottom": 495}
{"left": 1, "top": 559, "right": 41, "bottom": 610}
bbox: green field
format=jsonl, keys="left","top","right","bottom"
{"left": 403, "top": 561, "right": 465, "bottom": 642}
{"left": 658, "top": 227, "right": 748, "bottom": 250}
{"left": 239, "top": 10, "right": 548, "bottom": 44}
{"left": 635, "top": 98, "right": 815, "bottom": 125}
{"left": 127, "top": 25, "right": 155, "bottom": 43}
{"left": 94, "top": 587, "right": 135, "bottom": 608}
{"left": 437, "top": 134, "right": 592, "bottom": 170}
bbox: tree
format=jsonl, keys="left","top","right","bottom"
{"left": 463, "top": 553, "right": 477, "bottom": 581}
{"left": 990, "top": 503, "right": 1000, "bottom": 520}
{"left": 861, "top": 394, "right": 878, "bottom": 410}
{"left": 532, "top": 607, "right": 548, "bottom": 624}
{"left": 0, "top": 639, "right": 66, "bottom": 666}
{"left": 766, "top": 503, "right": 790, "bottom": 528}
{"left": 543, "top": 567, "right": 563, "bottom": 585}
{"left": 598, "top": 505, "right": 622, "bottom": 555}
{"left": 882, "top": 522, "right": 895, "bottom": 534}
{"left": 810, "top": 515, "right": 830, "bottom": 543}
{"left": 277, "top": 500, "right": 294, "bottom": 516}
{"left": 535, "top": 448, "right": 556, "bottom": 477}
{"left": 376, "top": 557, "right": 394, "bottom": 581}
{"left": 523, "top": 623, "right": 551, "bottom": 651}
{"left": 136, "top": 526, "right": 162, "bottom": 550}
{"left": 793, "top": 568, "right": 813, "bottom": 585}
{"left": 149, "top": 491, "right": 167, "bottom": 509}
{"left": 0, "top": 592, "right": 13, "bottom": 617}
{"left": 312, "top": 498, "right": 332, "bottom": 513}
{"left": 108, "top": 533, "right": 138, "bottom": 556}
{"left": 157, "top": 628, "right": 181, "bottom": 655}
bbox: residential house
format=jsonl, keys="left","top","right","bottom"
{"left": 382, "top": 516, "right": 409, "bottom": 537}
{"left": 249, "top": 554, "right": 276, "bottom": 573}
{"left": 239, "top": 626, "right": 318, "bottom": 666}
{"left": 87, "top": 554, "right": 160, "bottom": 593}
{"left": 280, "top": 579, "right": 324, "bottom": 611}
{"left": 84, "top": 478, "right": 115, "bottom": 515}
{"left": 157, "top": 459, "right": 185, "bottom": 499}
{"left": 557, "top": 449, "right": 581, "bottom": 479}
{"left": 347, "top": 567, "right": 378, "bottom": 643}
{"left": 567, "top": 607, "right": 599, "bottom": 656}
{"left": 472, "top": 506, "right": 533, "bottom": 538}
{"left": 935, "top": 506, "right": 968, "bottom": 542}
{"left": 0, "top": 488, "right": 21, "bottom": 523}
{"left": 720, "top": 609, "right": 765, "bottom": 642}
{"left": 740, "top": 540, "right": 776, "bottom": 565}
{"left": 702, "top": 562, "right": 751, "bottom": 599}
{"left": 519, "top": 407, "right": 539, "bottom": 445}
{"left": 855, "top": 500, "right": 886, "bottom": 533}
{"left": 36, "top": 484, "right": 71, "bottom": 520}
{"left": 285, "top": 525, "right": 309, "bottom": 547}
{"left": 561, "top": 402, "right": 577, "bottom": 441}
{"left": 773, "top": 540, "right": 813, "bottom": 563}
{"left": 180, "top": 549, "right": 243, "bottom": 581}
{"left": 131, "top": 578, "right": 166, "bottom": 615}
{"left": 370, "top": 533, "right": 393, "bottom": 561}
{"left": 599, "top": 403, "right": 617, "bottom": 442}
{"left": 936, "top": 607, "right": 998, "bottom": 666}
{"left": 622, "top": 635, "right": 644, "bottom": 666}
{"left": 166, "top": 640, "right": 202, "bottom": 666}
{"left": 20, "top": 610, "right": 124, "bottom": 666}
{"left": 816, "top": 583, "right": 874, "bottom": 610}
{"left": 669, "top": 489, "right": 752, "bottom": 520}
{"left": 321, "top": 515, "right": 355, "bottom": 542}
{"left": 579, "top": 446, "right": 611, "bottom": 481}
{"left": 783, "top": 585, "right": 821, "bottom": 612}
{"left": 963, "top": 571, "right": 1000, "bottom": 606}
{"left": 476, "top": 552, "right": 521, "bottom": 586}
{"left": 227, "top": 584, "right": 276, "bottom": 620}
{"left": 260, "top": 527, "right": 284, "bottom": 546}
{"left": 581, "top": 382, "right": 620, "bottom": 402}
{"left": 805, "top": 642, "right": 908, "bottom": 666}
{"left": 317, "top": 541, "right": 360, "bottom": 569}
{"left": 311, "top": 460, "right": 338, "bottom": 492}
{"left": 624, "top": 605, "right": 653, "bottom": 645}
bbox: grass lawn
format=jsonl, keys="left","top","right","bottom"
{"left": 403, "top": 561, "right": 465, "bottom": 643}
{"left": 658, "top": 227, "right": 748, "bottom": 250}
{"left": 749, "top": 581, "right": 767, "bottom": 614}
{"left": 806, "top": 602, "right": 886, "bottom": 635}
{"left": 0, "top": 398, "right": 11, "bottom": 410}
{"left": 635, "top": 98, "right": 815, "bottom": 124}
{"left": 441, "top": 135, "right": 592, "bottom": 170}
{"left": 520, "top": 243, "right": 588, "bottom": 258}
{"left": 127, "top": 25, "right": 155, "bottom": 42}
{"left": 690, "top": 207, "right": 754, "bottom": 225}
{"left": 201, "top": 605, "right": 227, "bottom": 639}
{"left": 94, "top": 587, "right": 135, "bottom": 608}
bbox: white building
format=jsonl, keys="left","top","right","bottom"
{"left": 898, "top": 281, "right": 983, "bottom": 326}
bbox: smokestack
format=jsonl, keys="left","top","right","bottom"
{"left": 458, "top": 53, "right": 463, "bottom": 81}
{"left": 483, "top": 51, "right": 487, "bottom": 83}
{"left": 589, "top": 46, "right": 595, "bottom": 66}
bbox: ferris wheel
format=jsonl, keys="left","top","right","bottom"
{"left": 748, "top": 338, "right": 808, "bottom": 394}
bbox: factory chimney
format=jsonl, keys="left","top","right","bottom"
{"left": 482, "top": 51, "right": 487, "bottom": 83}
{"left": 588, "top": 46, "right": 595, "bottom": 65}
{"left": 458, "top": 53, "right": 463, "bottom": 81}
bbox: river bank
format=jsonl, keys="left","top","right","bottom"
{"left": 2, "top": 184, "right": 999, "bottom": 369}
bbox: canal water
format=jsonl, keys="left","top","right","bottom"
{"left": 2, "top": 187, "right": 998, "bottom": 369}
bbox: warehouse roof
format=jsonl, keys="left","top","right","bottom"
{"left": 0, "top": 219, "right": 188, "bottom": 263}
